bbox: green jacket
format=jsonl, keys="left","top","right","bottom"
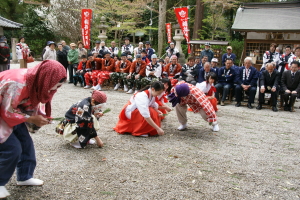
{"left": 67, "top": 49, "right": 79, "bottom": 64}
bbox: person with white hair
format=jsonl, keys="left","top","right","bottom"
{"left": 166, "top": 42, "right": 180, "bottom": 58}
{"left": 134, "top": 42, "right": 145, "bottom": 59}
{"left": 235, "top": 57, "right": 259, "bottom": 109}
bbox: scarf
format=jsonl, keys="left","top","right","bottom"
{"left": 168, "top": 83, "right": 190, "bottom": 107}
{"left": 26, "top": 60, "right": 67, "bottom": 117}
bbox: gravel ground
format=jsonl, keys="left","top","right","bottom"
{"left": 4, "top": 62, "right": 300, "bottom": 200}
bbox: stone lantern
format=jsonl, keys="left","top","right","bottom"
{"left": 173, "top": 24, "right": 185, "bottom": 65}
{"left": 97, "top": 16, "right": 108, "bottom": 42}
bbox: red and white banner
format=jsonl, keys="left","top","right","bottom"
{"left": 166, "top": 23, "right": 172, "bottom": 43}
{"left": 174, "top": 7, "right": 191, "bottom": 54}
{"left": 81, "top": 9, "right": 92, "bottom": 49}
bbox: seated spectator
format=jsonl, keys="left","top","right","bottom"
{"left": 235, "top": 57, "right": 258, "bottom": 109}
{"left": 73, "top": 55, "right": 88, "bottom": 87}
{"left": 164, "top": 56, "right": 170, "bottom": 65}
{"left": 211, "top": 58, "right": 219, "bottom": 75}
{"left": 111, "top": 53, "right": 131, "bottom": 91}
{"left": 162, "top": 55, "right": 182, "bottom": 79}
{"left": 256, "top": 63, "right": 280, "bottom": 112}
{"left": 215, "top": 58, "right": 238, "bottom": 106}
{"left": 281, "top": 61, "right": 300, "bottom": 112}
{"left": 180, "top": 56, "right": 197, "bottom": 85}
{"left": 222, "top": 46, "right": 236, "bottom": 66}
{"left": 141, "top": 54, "right": 162, "bottom": 88}
{"left": 197, "top": 62, "right": 215, "bottom": 84}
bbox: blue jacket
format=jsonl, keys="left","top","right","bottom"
{"left": 197, "top": 68, "right": 215, "bottom": 83}
{"left": 211, "top": 67, "right": 219, "bottom": 76}
{"left": 217, "top": 66, "right": 238, "bottom": 85}
{"left": 236, "top": 66, "right": 258, "bottom": 87}
{"left": 222, "top": 53, "right": 236, "bottom": 66}
{"left": 200, "top": 49, "right": 214, "bottom": 62}
{"left": 146, "top": 48, "right": 154, "bottom": 61}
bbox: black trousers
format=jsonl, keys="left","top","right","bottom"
{"left": 235, "top": 85, "right": 256, "bottom": 104}
{"left": 258, "top": 90, "right": 277, "bottom": 106}
{"left": 283, "top": 92, "right": 297, "bottom": 107}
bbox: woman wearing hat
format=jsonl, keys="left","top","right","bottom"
{"left": 0, "top": 60, "right": 67, "bottom": 198}
{"left": 43, "top": 41, "right": 57, "bottom": 61}
{"left": 58, "top": 90, "right": 106, "bottom": 149}
{"left": 67, "top": 43, "right": 79, "bottom": 83}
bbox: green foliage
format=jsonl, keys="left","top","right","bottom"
{"left": 0, "top": 0, "right": 27, "bottom": 22}
{"left": 21, "top": 5, "right": 57, "bottom": 56}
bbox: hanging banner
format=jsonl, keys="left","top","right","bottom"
{"left": 81, "top": 9, "right": 92, "bottom": 49}
{"left": 165, "top": 23, "right": 172, "bottom": 43}
{"left": 174, "top": 7, "right": 191, "bottom": 54}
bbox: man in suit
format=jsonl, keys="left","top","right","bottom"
{"left": 215, "top": 58, "right": 238, "bottom": 106}
{"left": 281, "top": 61, "right": 300, "bottom": 112}
{"left": 235, "top": 57, "right": 258, "bottom": 109}
{"left": 256, "top": 63, "right": 280, "bottom": 112}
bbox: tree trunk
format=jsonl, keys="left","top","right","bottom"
{"left": 192, "top": 0, "right": 204, "bottom": 40}
{"left": 157, "top": 0, "right": 167, "bottom": 57}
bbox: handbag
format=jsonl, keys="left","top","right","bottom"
{"left": 26, "top": 55, "right": 35, "bottom": 63}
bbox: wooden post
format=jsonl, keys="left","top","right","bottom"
{"left": 192, "top": 0, "right": 204, "bottom": 40}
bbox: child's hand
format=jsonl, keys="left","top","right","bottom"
{"left": 157, "top": 110, "right": 163, "bottom": 117}
{"left": 95, "top": 112, "right": 104, "bottom": 118}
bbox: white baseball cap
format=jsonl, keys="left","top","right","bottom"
{"left": 211, "top": 58, "right": 218, "bottom": 62}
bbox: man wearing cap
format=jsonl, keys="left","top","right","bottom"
{"left": 121, "top": 37, "right": 134, "bottom": 55}
{"left": 211, "top": 58, "right": 219, "bottom": 75}
{"left": 141, "top": 54, "right": 162, "bottom": 88}
{"left": 125, "top": 54, "right": 146, "bottom": 94}
{"left": 84, "top": 53, "right": 102, "bottom": 89}
{"left": 92, "top": 52, "right": 115, "bottom": 91}
{"left": 43, "top": 41, "right": 57, "bottom": 60}
{"left": 215, "top": 58, "right": 238, "bottom": 106}
{"left": 163, "top": 55, "right": 182, "bottom": 79}
{"left": 145, "top": 41, "right": 154, "bottom": 61}
{"left": 222, "top": 46, "right": 236, "bottom": 66}
{"left": 200, "top": 42, "right": 214, "bottom": 62}
{"left": 141, "top": 50, "right": 150, "bottom": 64}
{"left": 112, "top": 53, "right": 132, "bottom": 91}
{"left": 235, "top": 57, "right": 258, "bottom": 109}
{"left": 134, "top": 42, "right": 145, "bottom": 59}
{"left": 166, "top": 42, "right": 180, "bottom": 58}
{"left": 108, "top": 41, "right": 119, "bottom": 58}
{"left": 180, "top": 57, "right": 197, "bottom": 85}
{"left": 0, "top": 38, "right": 10, "bottom": 72}
{"left": 197, "top": 62, "right": 215, "bottom": 84}
{"left": 67, "top": 43, "right": 79, "bottom": 83}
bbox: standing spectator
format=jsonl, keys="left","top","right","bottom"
{"left": 200, "top": 42, "right": 214, "bottom": 62}
{"left": 67, "top": 43, "right": 79, "bottom": 83}
{"left": 16, "top": 37, "right": 30, "bottom": 69}
{"left": 262, "top": 43, "right": 281, "bottom": 70}
{"left": 281, "top": 61, "right": 300, "bottom": 112}
{"left": 256, "top": 63, "right": 280, "bottom": 112}
{"left": 145, "top": 41, "right": 154, "bottom": 61}
{"left": 98, "top": 41, "right": 111, "bottom": 58}
{"left": 41, "top": 41, "right": 51, "bottom": 61}
{"left": 109, "top": 41, "right": 119, "bottom": 58}
{"left": 166, "top": 42, "right": 180, "bottom": 58}
{"left": 77, "top": 41, "right": 87, "bottom": 60}
{"left": 61, "top": 40, "right": 70, "bottom": 52}
{"left": 121, "top": 37, "right": 134, "bottom": 56}
{"left": 134, "top": 42, "right": 145, "bottom": 59}
{"left": 0, "top": 38, "right": 10, "bottom": 72}
{"left": 43, "top": 41, "right": 57, "bottom": 61}
{"left": 222, "top": 46, "right": 236, "bottom": 66}
{"left": 57, "top": 43, "right": 68, "bottom": 73}
{"left": 1, "top": 36, "right": 11, "bottom": 69}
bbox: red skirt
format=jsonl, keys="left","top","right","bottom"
{"left": 208, "top": 97, "right": 218, "bottom": 112}
{"left": 156, "top": 100, "right": 167, "bottom": 120}
{"left": 113, "top": 103, "right": 161, "bottom": 136}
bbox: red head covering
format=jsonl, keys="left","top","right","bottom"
{"left": 26, "top": 60, "right": 67, "bottom": 117}
{"left": 92, "top": 90, "right": 107, "bottom": 104}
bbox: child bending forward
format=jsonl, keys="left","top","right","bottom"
{"left": 58, "top": 90, "right": 107, "bottom": 148}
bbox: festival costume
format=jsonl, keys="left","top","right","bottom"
{"left": 73, "top": 60, "right": 87, "bottom": 86}
{"left": 196, "top": 81, "right": 218, "bottom": 112}
{"left": 121, "top": 44, "right": 134, "bottom": 55}
{"left": 166, "top": 47, "right": 180, "bottom": 58}
{"left": 114, "top": 89, "right": 161, "bottom": 136}
{"left": 89, "top": 58, "right": 103, "bottom": 86}
{"left": 0, "top": 60, "right": 66, "bottom": 187}
{"left": 156, "top": 92, "right": 169, "bottom": 120}
{"left": 262, "top": 50, "right": 281, "bottom": 70}
{"left": 111, "top": 60, "right": 132, "bottom": 85}
{"left": 108, "top": 46, "right": 119, "bottom": 57}
{"left": 197, "top": 68, "right": 215, "bottom": 83}
{"left": 163, "top": 63, "right": 182, "bottom": 79}
{"left": 235, "top": 66, "right": 258, "bottom": 104}
{"left": 141, "top": 62, "right": 162, "bottom": 88}
{"left": 125, "top": 60, "right": 146, "bottom": 90}
{"left": 96, "top": 58, "right": 115, "bottom": 85}
{"left": 221, "top": 53, "right": 236, "bottom": 66}
{"left": 180, "top": 64, "right": 197, "bottom": 85}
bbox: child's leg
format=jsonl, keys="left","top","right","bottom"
{"left": 94, "top": 136, "right": 103, "bottom": 148}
